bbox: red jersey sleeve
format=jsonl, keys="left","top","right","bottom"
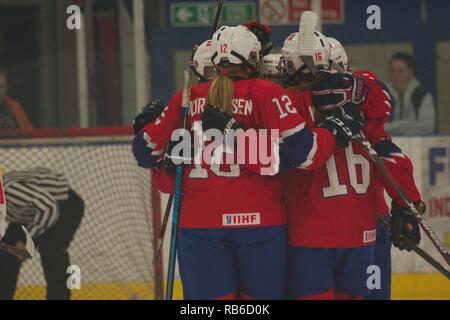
{"left": 153, "top": 168, "right": 175, "bottom": 194}
{"left": 360, "top": 74, "right": 422, "bottom": 205}
{"left": 297, "top": 90, "right": 338, "bottom": 170}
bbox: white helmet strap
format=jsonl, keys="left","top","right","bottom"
{"left": 211, "top": 50, "right": 259, "bottom": 76}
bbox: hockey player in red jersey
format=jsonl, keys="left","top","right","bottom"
{"left": 281, "top": 31, "right": 423, "bottom": 300}
{"left": 317, "top": 37, "right": 424, "bottom": 299}
{"left": 131, "top": 25, "right": 361, "bottom": 300}
{"left": 326, "top": 37, "right": 392, "bottom": 299}
{"left": 133, "top": 39, "right": 218, "bottom": 195}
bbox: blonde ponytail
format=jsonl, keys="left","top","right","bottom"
{"left": 206, "top": 73, "right": 234, "bottom": 115}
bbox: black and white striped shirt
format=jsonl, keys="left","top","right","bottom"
{"left": 3, "top": 167, "right": 70, "bottom": 237}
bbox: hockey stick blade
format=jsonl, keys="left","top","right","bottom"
{"left": 0, "top": 243, "right": 32, "bottom": 259}
{"left": 0, "top": 226, "right": 35, "bottom": 259}
{"left": 298, "top": 11, "right": 318, "bottom": 75}
{"left": 22, "top": 226, "right": 35, "bottom": 258}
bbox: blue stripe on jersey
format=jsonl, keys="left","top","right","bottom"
{"left": 280, "top": 128, "right": 314, "bottom": 167}
{"left": 132, "top": 132, "right": 160, "bottom": 168}
{"left": 373, "top": 139, "right": 402, "bottom": 158}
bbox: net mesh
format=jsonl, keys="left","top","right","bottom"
{"left": 0, "top": 131, "right": 159, "bottom": 300}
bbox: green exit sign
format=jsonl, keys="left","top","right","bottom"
{"left": 171, "top": 1, "right": 256, "bottom": 27}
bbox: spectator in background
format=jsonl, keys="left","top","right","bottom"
{"left": 0, "top": 68, "right": 33, "bottom": 130}
{"left": 385, "top": 52, "right": 436, "bottom": 135}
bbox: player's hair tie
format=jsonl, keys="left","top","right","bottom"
{"left": 220, "top": 69, "right": 230, "bottom": 77}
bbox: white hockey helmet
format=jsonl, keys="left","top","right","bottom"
{"left": 190, "top": 40, "right": 216, "bottom": 82}
{"left": 327, "top": 37, "right": 348, "bottom": 71}
{"left": 260, "top": 53, "right": 286, "bottom": 82}
{"left": 210, "top": 25, "right": 261, "bottom": 71}
{"left": 282, "top": 31, "right": 331, "bottom": 75}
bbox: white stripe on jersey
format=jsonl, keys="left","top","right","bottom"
{"left": 280, "top": 123, "right": 306, "bottom": 140}
{"left": 297, "top": 132, "right": 318, "bottom": 169}
{"left": 381, "top": 156, "right": 397, "bottom": 164}
{"left": 391, "top": 152, "right": 406, "bottom": 159}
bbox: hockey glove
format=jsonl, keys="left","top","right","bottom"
{"left": 318, "top": 104, "right": 364, "bottom": 148}
{"left": 312, "top": 70, "right": 367, "bottom": 111}
{"left": 133, "top": 100, "right": 165, "bottom": 135}
{"left": 202, "top": 105, "right": 245, "bottom": 136}
{"left": 163, "top": 133, "right": 194, "bottom": 175}
{"left": 390, "top": 200, "right": 424, "bottom": 251}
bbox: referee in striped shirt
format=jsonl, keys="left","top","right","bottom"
{"left": 0, "top": 167, "right": 84, "bottom": 300}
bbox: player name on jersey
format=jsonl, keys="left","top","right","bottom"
{"left": 190, "top": 97, "right": 253, "bottom": 117}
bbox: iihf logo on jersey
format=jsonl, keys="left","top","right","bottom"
{"left": 363, "top": 229, "right": 377, "bottom": 243}
{"left": 223, "top": 213, "right": 261, "bottom": 226}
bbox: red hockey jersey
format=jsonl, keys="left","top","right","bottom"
{"left": 283, "top": 75, "right": 420, "bottom": 248}
{"left": 135, "top": 79, "right": 335, "bottom": 229}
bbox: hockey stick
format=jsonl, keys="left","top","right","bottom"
{"left": 0, "top": 226, "right": 35, "bottom": 259}
{"left": 378, "top": 219, "right": 450, "bottom": 279}
{"left": 153, "top": 194, "right": 173, "bottom": 265}
{"left": 356, "top": 132, "right": 450, "bottom": 267}
{"left": 165, "top": 69, "right": 191, "bottom": 300}
{"left": 211, "top": 0, "right": 225, "bottom": 38}
{"left": 154, "top": 0, "right": 224, "bottom": 271}
{"left": 298, "top": 11, "right": 318, "bottom": 75}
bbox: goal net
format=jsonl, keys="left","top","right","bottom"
{"left": 0, "top": 128, "right": 163, "bottom": 300}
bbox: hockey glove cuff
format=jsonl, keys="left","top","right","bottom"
{"left": 313, "top": 70, "right": 367, "bottom": 111}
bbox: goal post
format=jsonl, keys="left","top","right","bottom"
{"left": 0, "top": 127, "right": 163, "bottom": 300}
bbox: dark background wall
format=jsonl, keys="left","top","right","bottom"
{"left": 147, "top": 0, "right": 450, "bottom": 104}
{"left": 1, "top": 0, "right": 449, "bottom": 129}
{"left": 0, "top": 6, "right": 40, "bottom": 125}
